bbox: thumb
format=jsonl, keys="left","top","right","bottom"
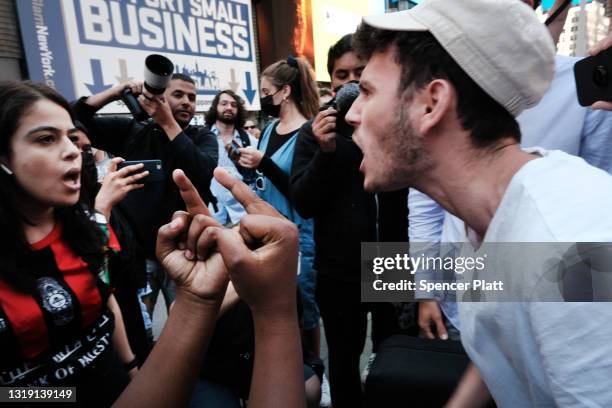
{"left": 591, "top": 101, "right": 612, "bottom": 111}
{"left": 173, "top": 169, "right": 212, "bottom": 217}
{"left": 108, "top": 157, "right": 123, "bottom": 173}
{"left": 156, "top": 217, "right": 187, "bottom": 262}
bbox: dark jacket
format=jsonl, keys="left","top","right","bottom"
{"left": 290, "top": 120, "right": 377, "bottom": 282}
{"left": 73, "top": 98, "right": 218, "bottom": 256}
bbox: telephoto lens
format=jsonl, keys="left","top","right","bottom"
{"left": 122, "top": 54, "right": 174, "bottom": 121}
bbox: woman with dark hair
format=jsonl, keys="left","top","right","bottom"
{"left": 0, "top": 81, "right": 139, "bottom": 405}
{"left": 0, "top": 81, "right": 310, "bottom": 408}
{"left": 237, "top": 56, "right": 322, "bottom": 407}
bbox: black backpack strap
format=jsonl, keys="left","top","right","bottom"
{"left": 237, "top": 129, "right": 251, "bottom": 148}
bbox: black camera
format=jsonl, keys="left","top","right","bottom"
{"left": 574, "top": 47, "right": 612, "bottom": 106}
{"left": 320, "top": 81, "right": 360, "bottom": 138}
{"left": 122, "top": 54, "right": 175, "bottom": 121}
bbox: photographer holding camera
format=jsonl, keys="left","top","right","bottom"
{"left": 73, "top": 73, "right": 218, "bottom": 319}
{"left": 290, "top": 35, "right": 403, "bottom": 407}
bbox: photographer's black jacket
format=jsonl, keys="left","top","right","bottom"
{"left": 73, "top": 98, "right": 218, "bottom": 257}
{"left": 290, "top": 120, "right": 377, "bottom": 283}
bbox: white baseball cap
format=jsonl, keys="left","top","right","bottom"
{"left": 363, "top": 0, "right": 555, "bottom": 117}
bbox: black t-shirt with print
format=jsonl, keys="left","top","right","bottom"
{"left": 0, "top": 223, "right": 124, "bottom": 390}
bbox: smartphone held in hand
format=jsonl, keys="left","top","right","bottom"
{"left": 117, "top": 159, "right": 164, "bottom": 182}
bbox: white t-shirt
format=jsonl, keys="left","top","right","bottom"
{"left": 459, "top": 149, "right": 612, "bottom": 407}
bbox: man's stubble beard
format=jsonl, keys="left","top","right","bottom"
{"left": 218, "top": 114, "right": 237, "bottom": 125}
{"left": 174, "top": 115, "right": 192, "bottom": 129}
{"left": 373, "top": 102, "right": 434, "bottom": 192}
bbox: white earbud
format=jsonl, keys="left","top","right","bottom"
{"left": 1, "top": 163, "right": 13, "bottom": 175}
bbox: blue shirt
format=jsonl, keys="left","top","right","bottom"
{"left": 208, "top": 125, "right": 247, "bottom": 224}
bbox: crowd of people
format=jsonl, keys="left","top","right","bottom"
{"left": 1, "top": 0, "right": 611, "bottom": 407}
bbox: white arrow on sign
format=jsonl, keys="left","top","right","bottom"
{"left": 228, "top": 68, "right": 239, "bottom": 92}
{"left": 115, "top": 59, "right": 133, "bottom": 83}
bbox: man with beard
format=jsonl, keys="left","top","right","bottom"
{"left": 412, "top": 0, "right": 612, "bottom": 344}
{"left": 204, "top": 90, "right": 256, "bottom": 225}
{"left": 345, "top": 0, "right": 612, "bottom": 406}
{"left": 73, "top": 73, "right": 218, "bottom": 318}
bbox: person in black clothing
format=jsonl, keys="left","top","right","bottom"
{"left": 73, "top": 123, "right": 152, "bottom": 366}
{"left": 0, "top": 81, "right": 137, "bottom": 405}
{"left": 72, "top": 74, "right": 218, "bottom": 318}
{"left": 290, "top": 35, "right": 403, "bottom": 407}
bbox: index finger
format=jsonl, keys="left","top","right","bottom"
{"left": 116, "top": 163, "right": 145, "bottom": 178}
{"left": 213, "top": 168, "right": 283, "bottom": 219}
{"left": 173, "top": 169, "right": 212, "bottom": 217}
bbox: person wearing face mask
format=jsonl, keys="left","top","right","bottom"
{"left": 237, "top": 55, "right": 323, "bottom": 407}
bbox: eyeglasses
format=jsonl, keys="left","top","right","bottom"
{"left": 255, "top": 170, "right": 266, "bottom": 191}
{"left": 244, "top": 125, "right": 256, "bottom": 130}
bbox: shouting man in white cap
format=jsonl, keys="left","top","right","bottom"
{"left": 346, "top": 0, "right": 612, "bottom": 406}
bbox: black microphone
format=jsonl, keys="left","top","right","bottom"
{"left": 335, "top": 81, "right": 360, "bottom": 116}
{"left": 334, "top": 81, "right": 360, "bottom": 138}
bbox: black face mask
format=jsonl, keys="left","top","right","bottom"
{"left": 260, "top": 90, "right": 282, "bottom": 117}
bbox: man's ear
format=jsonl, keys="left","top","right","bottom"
{"left": 415, "top": 79, "right": 454, "bottom": 135}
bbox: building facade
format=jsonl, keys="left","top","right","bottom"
{"left": 556, "top": 0, "right": 610, "bottom": 56}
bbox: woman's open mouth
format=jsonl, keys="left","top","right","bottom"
{"left": 62, "top": 168, "right": 81, "bottom": 191}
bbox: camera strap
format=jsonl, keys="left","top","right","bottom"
{"left": 544, "top": 0, "right": 571, "bottom": 26}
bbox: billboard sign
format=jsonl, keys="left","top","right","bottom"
{"left": 17, "top": 0, "right": 260, "bottom": 113}
{"left": 310, "top": 0, "right": 384, "bottom": 82}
